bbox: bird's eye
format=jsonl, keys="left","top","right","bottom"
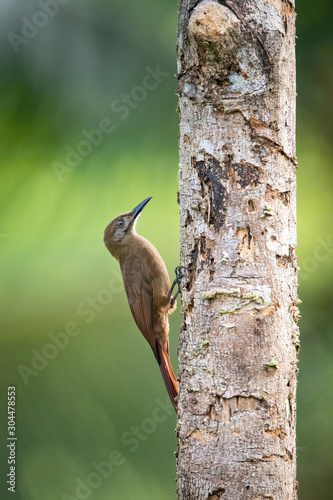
{"left": 117, "top": 220, "right": 124, "bottom": 228}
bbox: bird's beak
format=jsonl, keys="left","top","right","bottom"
{"left": 132, "top": 197, "right": 153, "bottom": 219}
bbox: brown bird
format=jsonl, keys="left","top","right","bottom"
{"left": 103, "top": 197, "right": 181, "bottom": 411}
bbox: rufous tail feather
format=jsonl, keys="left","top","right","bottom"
{"left": 158, "top": 347, "right": 178, "bottom": 412}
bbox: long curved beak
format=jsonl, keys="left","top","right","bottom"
{"left": 132, "top": 197, "right": 153, "bottom": 219}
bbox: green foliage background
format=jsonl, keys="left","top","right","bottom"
{"left": 0, "top": 1, "right": 332, "bottom": 498}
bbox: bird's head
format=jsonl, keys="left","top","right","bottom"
{"left": 103, "top": 196, "right": 152, "bottom": 258}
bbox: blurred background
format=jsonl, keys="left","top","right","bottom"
{"left": 0, "top": 1, "right": 332, "bottom": 499}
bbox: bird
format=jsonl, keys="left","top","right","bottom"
{"left": 103, "top": 197, "right": 182, "bottom": 411}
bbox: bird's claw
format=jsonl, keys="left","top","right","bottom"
{"left": 170, "top": 266, "right": 187, "bottom": 306}
{"left": 174, "top": 265, "right": 187, "bottom": 280}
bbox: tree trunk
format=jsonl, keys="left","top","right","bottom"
{"left": 176, "top": 1, "right": 299, "bottom": 499}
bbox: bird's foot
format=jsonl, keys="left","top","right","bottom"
{"left": 170, "top": 266, "right": 187, "bottom": 307}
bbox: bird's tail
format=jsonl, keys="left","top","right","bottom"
{"left": 158, "top": 347, "right": 178, "bottom": 412}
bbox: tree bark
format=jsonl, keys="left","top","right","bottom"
{"left": 176, "top": 1, "right": 299, "bottom": 499}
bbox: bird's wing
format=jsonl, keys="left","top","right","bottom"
{"left": 121, "top": 256, "right": 156, "bottom": 356}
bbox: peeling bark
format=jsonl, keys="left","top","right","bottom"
{"left": 176, "top": 1, "right": 298, "bottom": 498}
